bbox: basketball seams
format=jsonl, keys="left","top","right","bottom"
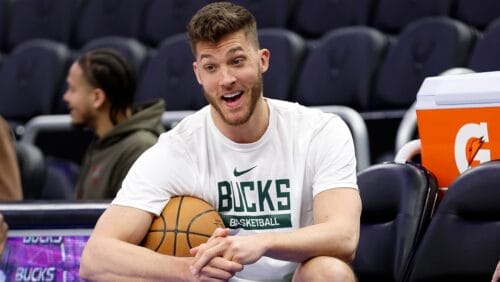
{"left": 153, "top": 214, "right": 168, "bottom": 252}
{"left": 186, "top": 209, "right": 218, "bottom": 249}
{"left": 173, "top": 196, "right": 185, "bottom": 256}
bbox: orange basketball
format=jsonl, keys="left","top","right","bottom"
{"left": 142, "top": 195, "right": 225, "bottom": 257}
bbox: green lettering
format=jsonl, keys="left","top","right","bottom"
{"left": 258, "top": 180, "right": 275, "bottom": 211}
{"left": 217, "top": 181, "right": 232, "bottom": 212}
{"left": 240, "top": 181, "right": 256, "bottom": 212}
{"left": 276, "top": 179, "right": 290, "bottom": 210}
{"left": 233, "top": 182, "right": 245, "bottom": 212}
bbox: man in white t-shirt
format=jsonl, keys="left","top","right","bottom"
{"left": 80, "top": 2, "right": 361, "bottom": 281}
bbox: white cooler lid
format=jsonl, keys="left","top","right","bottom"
{"left": 416, "top": 71, "right": 500, "bottom": 109}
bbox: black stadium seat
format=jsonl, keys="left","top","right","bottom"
{"left": 6, "top": 0, "right": 80, "bottom": 52}
{"left": 73, "top": 0, "right": 151, "bottom": 48}
{"left": 79, "top": 36, "right": 150, "bottom": 78}
{"left": 136, "top": 33, "right": 205, "bottom": 111}
{"left": 231, "top": 0, "right": 291, "bottom": 29}
{"left": 406, "top": 160, "right": 500, "bottom": 281}
{"left": 468, "top": 17, "right": 500, "bottom": 72}
{"left": 295, "top": 26, "right": 389, "bottom": 111}
{"left": 290, "top": 0, "right": 372, "bottom": 39}
{"left": 371, "top": 17, "right": 478, "bottom": 111}
{"left": 15, "top": 141, "right": 46, "bottom": 199}
{"left": 453, "top": 0, "right": 500, "bottom": 31}
{"left": 371, "top": 0, "right": 453, "bottom": 34}
{"left": 353, "top": 162, "right": 438, "bottom": 281}
{"left": 0, "top": 39, "right": 71, "bottom": 125}
{"left": 258, "top": 28, "right": 307, "bottom": 101}
{"left": 141, "top": 0, "right": 211, "bottom": 47}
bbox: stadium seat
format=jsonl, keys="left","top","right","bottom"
{"left": 39, "top": 162, "right": 76, "bottom": 200}
{"left": 295, "top": 26, "right": 390, "bottom": 111}
{"left": 231, "top": 0, "right": 291, "bottom": 29}
{"left": 79, "top": 36, "right": 150, "bottom": 77}
{"left": 136, "top": 33, "right": 206, "bottom": 111}
{"left": 452, "top": 0, "right": 500, "bottom": 31}
{"left": 141, "top": 0, "right": 211, "bottom": 47}
{"left": 353, "top": 161, "right": 438, "bottom": 281}
{"left": 371, "top": 0, "right": 453, "bottom": 34}
{"left": 406, "top": 160, "right": 500, "bottom": 281}
{"left": 0, "top": 0, "right": 10, "bottom": 51}
{"left": 371, "top": 17, "right": 477, "bottom": 111}
{"left": 290, "top": 0, "right": 372, "bottom": 39}
{"left": 0, "top": 39, "right": 71, "bottom": 125}
{"left": 73, "top": 0, "right": 151, "bottom": 48}
{"left": 258, "top": 28, "right": 307, "bottom": 101}
{"left": 15, "top": 141, "right": 46, "bottom": 199}
{"left": 468, "top": 17, "right": 500, "bottom": 72}
{"left": 6, "top": 0, "right": 80, "bottom": 52}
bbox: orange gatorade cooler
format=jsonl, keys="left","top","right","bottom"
{"left": 416, "top": 71, "right": 500, "bottom": 195}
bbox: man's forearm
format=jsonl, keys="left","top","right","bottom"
{"left": 263, "top": 221, "right": 359, "bottom": 263}
{"left": 80, "top": 236, "right": 191, "bottom": 281}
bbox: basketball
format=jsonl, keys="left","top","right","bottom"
{"left": 141, "top": 195, "right": 225, "bottom": 257}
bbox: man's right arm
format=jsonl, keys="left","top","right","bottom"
{"left": 80, "top": 204, "right": 193, "bottom": 281}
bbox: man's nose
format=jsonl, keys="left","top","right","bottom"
{"left": 219, "top": 66, "right": 236, "bottom": 87}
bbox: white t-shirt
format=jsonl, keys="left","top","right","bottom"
{"left": 113, "top": 98, "right": 358, "bottom": 281}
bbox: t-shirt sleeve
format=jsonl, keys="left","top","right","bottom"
{"left": 112, "top": 135, "right": 197, "bottom": 215}
{"left": 308, "top": 115, "right": 358, "bottom": 197}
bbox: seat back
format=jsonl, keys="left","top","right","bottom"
{"left": 453, "top": 0, "right": 500, "bottom": 31}
{"left": 231, "top": 0, "right": 291, "bottom": 29}
{"left": 353, "top": 162, "right": 438, "bottom": 281}
{"left": 141, "top": 0, "right": 211, "bottom": 47}
{"left": 73, "top": 0, "right": 151, "bottom": 48}
{"left": 371, "top": 17, "right": 477, "bottom": 110}
{"left": 406, "top": 160, "right": 500, "bottom": 281}
{"left": 468, "top": 18, "right": 500, "bottom": 72}
{"left": 40, "top": 161, "right": 76, "bottom": 200}
{"left": 290, "top": 0, "right": 372, "bottom": 39}
{"left": 136, "top": 33, "right": 205, "bottom": 111}
{"left": 371, "top": 0, "right": 452, "bottom": 34}
{"left": 15, "top": 142, "right": 46, "bottom": 199}
{"left": 0, "top": 39, "right": 71, "bottom": 124}
{"left": 79, "top": 36, "right": 150, "bottom": 77}
{"left": 6, "top": 0, "right": 80, "bottom": 51}
{"left": 258, "top": 28, "right": 307, "bottom": 101}
{"left": 0, "top": 0, "right": 10, "bottom": 52}
{"left": 295, "top": 26, "right": 389, "bottom": 111}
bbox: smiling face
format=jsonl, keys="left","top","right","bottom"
{"left": 193, "top": 30, "right": 269, "bottom": 128}
{"left": 63, "top": 62, "right": 98, "bottom": 128}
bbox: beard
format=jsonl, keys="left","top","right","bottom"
{"left": 204, "top": 72, "right": 263, "bottom": 127}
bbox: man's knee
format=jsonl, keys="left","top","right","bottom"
{"left": 293, "top": 256, "right": 356, "bottom": 282}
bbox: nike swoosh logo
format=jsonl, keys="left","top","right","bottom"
{"left": 233, "top": 166, "right": 257, "bottom": 177}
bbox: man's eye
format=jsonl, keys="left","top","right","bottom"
{"left": 205, "top": 65, "right": 216, "bottom": 72}
{"left": 233, "top": 58, "right": 244, "bottom": 65}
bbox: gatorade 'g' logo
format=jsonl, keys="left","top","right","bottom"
{"left": 454, "top": 122, "right": 490, "bottom": 173}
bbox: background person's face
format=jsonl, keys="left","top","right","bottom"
{"left": 193, "top": 30, "right": 268, "bottom": 127}
{"left": 63, "top": 63, "right": 98, "bottom": 129}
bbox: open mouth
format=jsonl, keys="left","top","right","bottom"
{"left": 222, "top": 91, "right": 243, "bottom": 103}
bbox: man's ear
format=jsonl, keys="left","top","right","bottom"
{"left": 260, "top": 48, "right": 270, "bottom": 74}
{"left": 92, "top": 88, "right": 107, "bottom": 109}
{"left": 193, "top": 62, "right": 202, "bottom": 85}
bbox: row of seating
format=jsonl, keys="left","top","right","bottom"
{"left": 3, "top": 15, "right": 500, "bottom": 126}
{"left": 354, "top": 158, "right": 500, "bottom": 281}
{"left": 1, "top": 0, "right": 500, "bottom": 52}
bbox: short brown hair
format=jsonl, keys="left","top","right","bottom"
{"left": 187, "top": 2, "right": 259, "bottom": 55}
